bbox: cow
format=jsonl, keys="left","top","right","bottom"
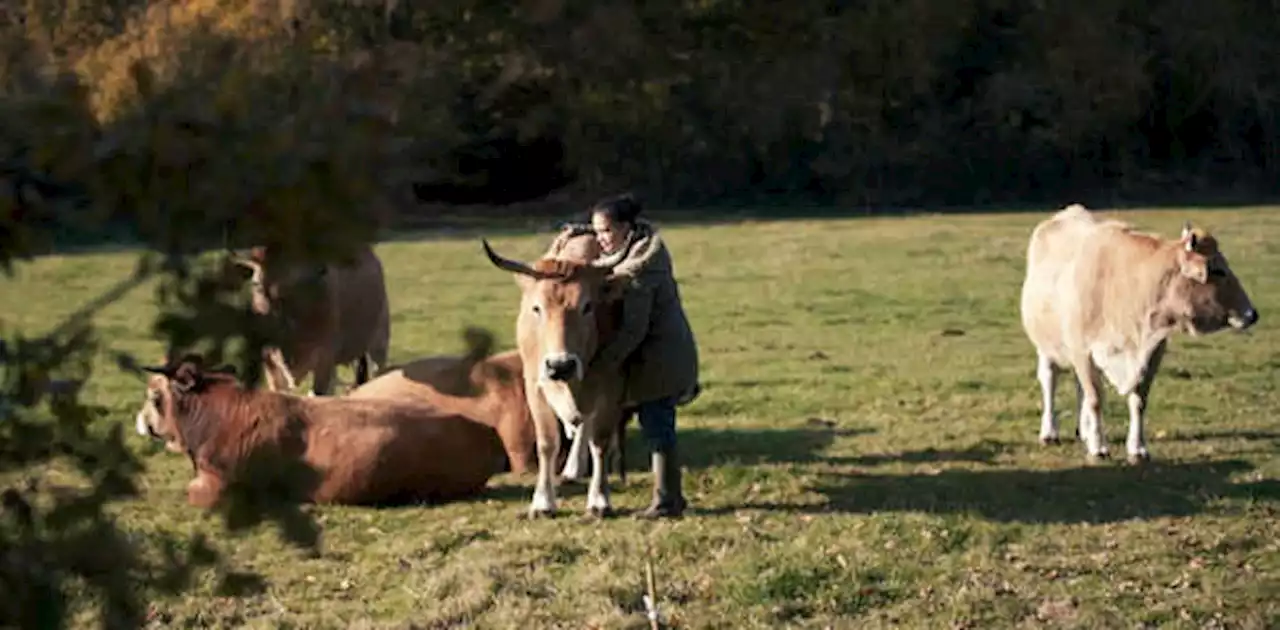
{"left": 225, "top": 243, "right": 390, "bottom": 397}
{"left": 540, "top": 226, "right": 633, "bottom": 485}
{"left": 1019, "top": 203, "right": 1260, "bottom": 463}
{"left": 347, "top": 349, "right": 540, "bottom": 475}
{"left": 480, "top": 234, "right": 636, "bottom": 518}
{"left": 133, "top": 354, "right": 508, "bottom": 508}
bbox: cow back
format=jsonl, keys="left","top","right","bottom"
{"left": 299, "top": 396, "right": 506, "bottom": 505}
{"left": 347, "top": 350, "right": 538, "bottom": 474}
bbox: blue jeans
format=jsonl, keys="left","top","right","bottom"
{"left": 636, "top": 396, "right": 679, "bottom": 451}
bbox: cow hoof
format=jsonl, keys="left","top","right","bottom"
{"left": 523, "top": 508, "right": 557, "bottom": 520}
{"left": 586, "top": 506, "right": 615, "bottom": 519}
{"left": 1127, "top": 452, "right": 1150, "bottom": 466}
{"left": 1039, "top": 436, "right": 1061, "bottom": 446}
{"left": 1086, "top": 451, "right": 1110, "bottom": 464}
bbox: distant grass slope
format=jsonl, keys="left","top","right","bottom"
{"left": 3, "top": 206, "right": 1278, "bottom": 629}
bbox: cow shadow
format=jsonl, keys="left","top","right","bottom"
{"left": 1163, "top": 429, "right": 1280, "bottom": 443}
{"left": 703, "top": 458, "right": 1280, "bottom": 525}
{"left": 628, "top": 425, "right": 874, "bottom": 471}
{"left": 828, "top": 439, "right": 1005, "bottom": 467}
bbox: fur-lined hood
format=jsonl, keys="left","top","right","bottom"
{"left": 592, "top": 219, "right": 669, "bottom": 280}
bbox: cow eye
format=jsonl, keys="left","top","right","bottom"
{"left": 581, "top": 301, "right": 594, "bottom": 315}
{"left": 531, "top": 304, "right": 542, "bottom": 316}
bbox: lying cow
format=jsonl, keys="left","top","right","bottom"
{"left": 1019, "top": 203, "right": 1259, "bottom": 463}
{"left": 347, "top": 349, "right": 541, "bottom": 475}
{"left": 133, "top": 354, "right": 506, "bottom": 507}
{"left": 481, "top": 235, "right": 635, "bottom": 518}
{"left": 226, "top": 243, "right": 390, "bottom": 396}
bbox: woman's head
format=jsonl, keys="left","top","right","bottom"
{"left": 590, "top": 193, "right": 643, "bottom": 254}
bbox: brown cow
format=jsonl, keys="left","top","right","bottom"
{"left": 226, "top": 243, "right": 390, "bottom": 396}
{"left": 133, "top": 354, "right": 507, "bottom": 507}
{"left": 481, "top": 235, "right": 636, "bottom": 518}
{"left": 540, "top": 226, "right": 632, "bottom": 485}
{"left": 1019, "top": 204, "right": 1259, "bottom": 463}
{"left": 346, "top": 349, "right": 540, "bottom": 475}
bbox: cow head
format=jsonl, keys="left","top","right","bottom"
{"left": 134, "top": 354, "right": 237, "bottom": 452}
{"left": 226, "top": 246, "right": 330, "bottom": 318}
{"left": 481, "top": 239, "right": 631, "bottom": 423}
{"left": 1172, "top": 222, "right": 1259, "bottom": 335}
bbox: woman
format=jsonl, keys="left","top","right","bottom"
{"left": 563, "top": 192, "right": 701, "bottom": 519}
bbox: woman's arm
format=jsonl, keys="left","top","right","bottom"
{"left": 593, "top": 281, "right": 653, "bottom": 369}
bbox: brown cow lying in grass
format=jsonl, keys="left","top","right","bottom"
{"left": 347, "top": 348, "right": 540, "bottom": 475}
{"left": 133, "top": 354, "right": 507, "bottom": 508}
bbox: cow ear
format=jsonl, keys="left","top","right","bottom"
{"left": 1180, "top": 251, "right": 1208, "bottom": 283}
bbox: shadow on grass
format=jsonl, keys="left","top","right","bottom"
{"left": 668, "top": 426, "right": 873, "bottom": 471}
{"left": 831, "top": 439, "right": 1005, "bottom": 467}
{"left": 1165, "top": 429, "right": 1280, "bottom": 443}
{"left": 707, "top": 458, "right": 1279, "bottom": 524}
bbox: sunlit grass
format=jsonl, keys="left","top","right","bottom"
{"left": 4, "top": 206, "right": 1279, "bottom": 628}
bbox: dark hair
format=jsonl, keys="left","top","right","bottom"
{"left": 590, "top": 192, "right": 644, "bottom": 225}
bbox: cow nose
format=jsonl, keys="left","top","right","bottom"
{"left": 1243, "top": 308, "right": 1259, "bottom": 327}
{"left": 544, "top": 356, "right": 580, "bottom": 381}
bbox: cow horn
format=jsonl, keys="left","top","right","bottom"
{"left": 481, "top": 239, "right": 552, "bottom": 278}
{"left": 1182, "top": 221, "right": 1197, "bottom": 251}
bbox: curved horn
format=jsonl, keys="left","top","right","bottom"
{"left": 481, "top": 239, "right": 551, "bottom": 278}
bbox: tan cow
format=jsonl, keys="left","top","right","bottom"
{"left": 346, "top": 349, "right": 540, "bottom": 475}
{"left": 1019, "top": 203, "right": 1259, "bottom": 463}
{"left": 134, "top": 354, "right": 507, "bottom": 507}
{"left": 481, "top": 235, "right": 635, "bottom": 518}
{"left": 227, "top": 244, "right": 390, "bottom": 396}
{"left": 540, "top": 226, "right": 632, "bottom": 485}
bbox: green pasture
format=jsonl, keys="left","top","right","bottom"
{"left": 3, "top": 207, "right": 1278, "bottom": 628}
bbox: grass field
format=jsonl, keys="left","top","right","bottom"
{"left": 4, "top": 206, "right": 1279, "bottom": 629}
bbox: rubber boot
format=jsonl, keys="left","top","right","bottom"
{"left": 636, "top": 445, "right": 687, "bottom": 519}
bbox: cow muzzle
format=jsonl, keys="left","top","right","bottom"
{"left": 541, "top": 353, "right": 584, "bottom": 383}
{"left": 1229, "top": 307, "right": 1260, "bottom": 331}
{"left": 135, "top": 409, "right": 160, "bottom": 440}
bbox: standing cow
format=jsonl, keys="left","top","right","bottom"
{"left": 480, "top": 237, "right": 635, "bottom": 519}
{"left": 1019, "top": 204, "right": 1260, "bottom": 463}
{"left": 540, "top": 225, "right": 632, "bottom": 485}
{"left": 227, "top": 244, "right": 390, "bottom": 396}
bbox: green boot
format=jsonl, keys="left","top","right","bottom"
{"left": 636, "top": 445, "right": 687, "bottom": 519}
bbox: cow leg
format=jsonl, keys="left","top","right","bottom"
{"left": 527, "top": 395, "right": 562, "bottom": 518}
{"left": 263, "top": 347, "right": 297, "bottom": 392}
{"left": 559, "top": 425, "right": 589, "bottom": 483}
{"left": 354, "top": 354, "right": 371, "bottom": 387}
{"left": 1072, "top": 359, "right": 1109, "bottom": 461}
{"left": 585, "top": 426, "right": 615, "bottom": 518}
{"left": 310, "top": 355, "right": 336, "bottom": 397}
{"left": 1036, "top": 352, "right": 1062, "bottom": 445}
{"left": 1126, "top": 342, "right": 1166, "bottom": 465}
{"left": 186, "top": 470, "right": 225, "bottom": 509}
